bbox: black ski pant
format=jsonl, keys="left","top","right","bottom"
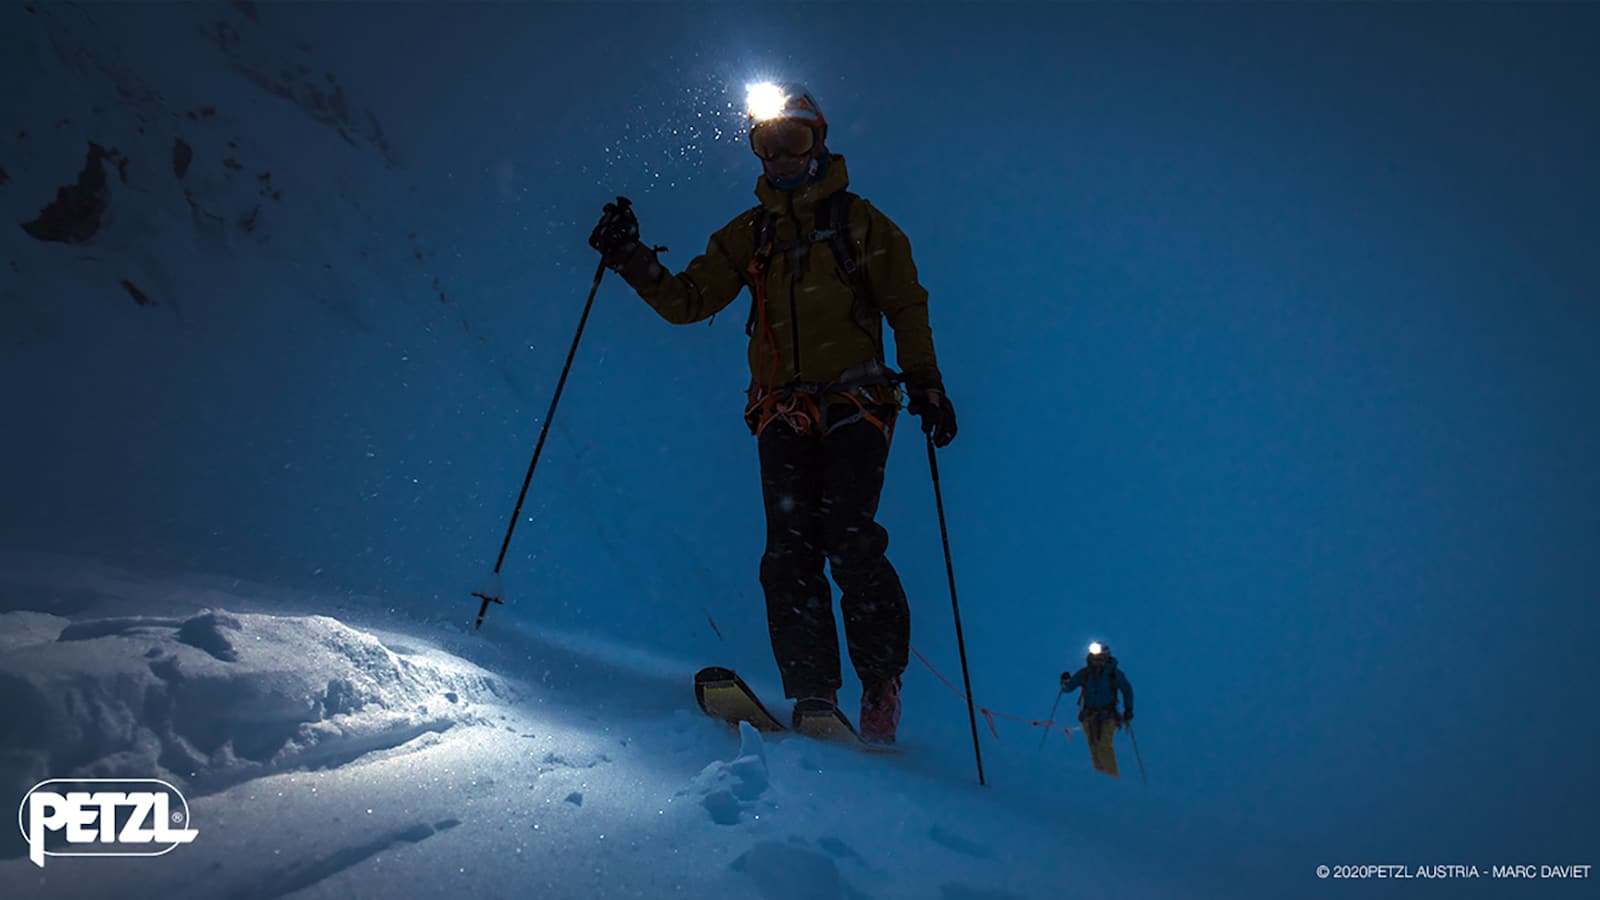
{"left": 757, "top": 415, "right": 910, "bottom": 699}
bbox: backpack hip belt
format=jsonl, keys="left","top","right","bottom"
{"left": 744, "top": 359, "right": 902, "bottom": 440}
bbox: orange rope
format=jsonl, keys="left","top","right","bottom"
{"left": 909, "top": 646, "right": 1077, "bottom": 743}
{"left": 746, "top": 246, "right": 780, "bottom": 393}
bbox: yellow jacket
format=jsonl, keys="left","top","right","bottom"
{"left": 616, "top": 155, "right": 943, "bottom": 391}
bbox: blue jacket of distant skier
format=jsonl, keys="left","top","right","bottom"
{"left": 1061, "top": 657, "right": 1133, "bottom": 716}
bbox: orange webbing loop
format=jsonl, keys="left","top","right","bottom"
{"left": 827, "top": 388, "right": 896, "bottom": 444}
{"left": 746, "top": 388, "right": 824, "bottom": 438}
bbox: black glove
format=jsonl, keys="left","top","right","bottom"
{"left": 588, "top": 197, "right": 641, "bottom": 271}
{"left": 1059, "top": 671, "right": 1072, "bottom": 690}
{"left": 906, "top": 385, "right": 957, "bottom": 448}
{"left": 1122, "top": 711, "right": 1133, "bottom": 723}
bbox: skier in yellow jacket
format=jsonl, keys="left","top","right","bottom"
{"left": 589, "top": 83, "right": 955, "bottom": 745}
{"left": 1061, "top": 643, "right": 1136, "bottom": 777}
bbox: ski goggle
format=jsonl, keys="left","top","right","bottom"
{"left": 749, "top": 118, "right": 818, "bottom": 161}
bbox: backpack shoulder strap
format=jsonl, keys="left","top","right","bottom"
{"left": 822, "top": 191, "right": 860, "bottom": 276}
{"left": 820, "top": 191, "right": 883, "bottom": 362}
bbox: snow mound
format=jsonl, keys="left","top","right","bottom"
{"left": 680, "top": 721, "right": 773, "bottom": 826}
{"left": 0, "top": 610, "right": 69, "bottom": 652}
{"left": 0, "top": 607, "right": 512, "bottom": 802}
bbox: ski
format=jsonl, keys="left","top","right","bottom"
{"left": 693, "top": 666, "right": 898, "bottom": 753}
{"left": 694, "top": 666, "right": 788, "bottom": 733}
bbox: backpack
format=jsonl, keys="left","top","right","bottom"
{"left": 742, "top": 190, "right": 884, "bottom": 364}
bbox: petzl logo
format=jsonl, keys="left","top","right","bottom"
{"left": 18, "top": 779, "right": 198, "bottom": 868}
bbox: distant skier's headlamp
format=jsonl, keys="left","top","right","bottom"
{"left": 1088, "top": 642, "right": 1105, "bottom": 656}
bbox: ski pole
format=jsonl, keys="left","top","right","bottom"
{"left": 473, "top": 254, "right": 610, "bottom": 629}
{"left": 926, "top": 436, "right": 985, "bottom": 786}
{"left": 1038, "top": 688, "right": 1064, "bottom": 749}
{"left": 1126, "top": 721, "right": 1148, "bottom": 785}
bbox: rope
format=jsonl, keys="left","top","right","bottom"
{"left": 909, "top": 647, "right": 1077, "bottom": 743}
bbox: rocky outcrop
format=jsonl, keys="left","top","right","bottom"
{"left": 20, "top": 142, "right": 115, "bottom": 244}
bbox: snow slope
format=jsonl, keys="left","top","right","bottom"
{"left": 0, "top": 556, "right": 1185, "bottom": 900}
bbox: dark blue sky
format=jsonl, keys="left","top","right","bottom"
{"left": 9, "top": 2, "right": 1597, "bottom": 890}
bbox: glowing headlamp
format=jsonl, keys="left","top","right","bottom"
{"left": 1088, "top": 642, "right": 1104, "bottom": 656}
{"left": 746, "top": 82, "right": 789, "bottom": 122}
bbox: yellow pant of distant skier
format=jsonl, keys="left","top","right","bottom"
{"left": 1084, "top": 715, "right": 1120, "bottom": 778}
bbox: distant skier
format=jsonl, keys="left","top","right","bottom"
{"left": 1060, "top": 643, "right": 1134, "bottom": 777}
{"left": 588, "top": 83, "right": 957, "bottom": 745}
